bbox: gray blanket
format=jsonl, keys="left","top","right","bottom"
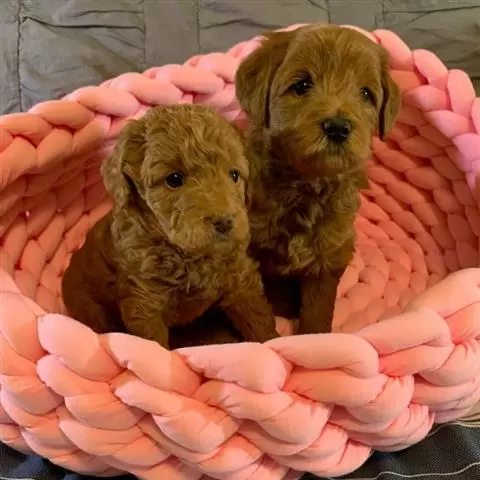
{"left": 1, "top": 0, "right": 479, "bottom": 114}
{"left": 2, "top": 419, "right": 480, "bottom": 479}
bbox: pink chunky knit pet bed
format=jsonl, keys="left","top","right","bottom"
{"left": 1, "top": 23, "right": 480, "bottom": 480}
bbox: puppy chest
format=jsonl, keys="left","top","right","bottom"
{"left": 166, "top": 274, "right": 228, "bottom": 327}
{"left": 252, "top": 208, "right": 356, "bottom": 275}
{"left": 180, "top": 268, "right": 227, "bottom": 300}
{"left": 253, "top": 182, "right": 359, "bottom": 272}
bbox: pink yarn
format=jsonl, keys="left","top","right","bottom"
{"left": 1, "top": 24, "right": 480, "bottom": 479}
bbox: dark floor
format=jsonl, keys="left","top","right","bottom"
{"left": 2, "top": 420, "right": 480, "bottom": 480}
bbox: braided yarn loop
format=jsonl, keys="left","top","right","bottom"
{"left": 1, "top": 24, "right": 480, "bottom": 479}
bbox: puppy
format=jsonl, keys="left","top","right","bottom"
{"left": 235, "top": 25, "right": 400, "bottom": 334}
{"left": 61, "top": 104, "right": 279, "bottom": 348}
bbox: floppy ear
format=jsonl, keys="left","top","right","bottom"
{"left": 235, "top": 29, "right": 297, "bottom": 128}
{"left": 102, "top": 119, "right": 146, "bottom": 209}
{"left": 378, "top": 66, "right": 401, "bottom": 140}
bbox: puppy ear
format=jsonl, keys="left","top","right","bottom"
{"left": 235, "top": 29, "right": 297, "bottom": 128}
{"left": 378, "top": 67, "right": 401, "bottom": 140}
{"left": 102, "top": 119, "right": 146, "bottom": 208}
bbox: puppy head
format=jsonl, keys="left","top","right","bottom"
{"left": 102, "top": 104, "right": 250, "bottom": 253}
{"left": 235, "top": 25, "right": 401, "bottom": 179}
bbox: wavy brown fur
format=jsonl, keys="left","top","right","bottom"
{"left": 235, "top": 25, "right": 401, "bottom": 333}
{"left": 61, "top": 104, "right": 279, "bottom": 348}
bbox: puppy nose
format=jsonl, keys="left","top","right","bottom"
{"left": 212, "top": 216, "right": 233, "bottom": 234}
{"left": 321, "top": 116, "right": 352, "bottom": 142}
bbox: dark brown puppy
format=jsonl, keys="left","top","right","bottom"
{"left": 235, "top": 25, "right": 400, "bottom": 334}
{"left": 61, "top": 104, "right": 279, "bottom": 348}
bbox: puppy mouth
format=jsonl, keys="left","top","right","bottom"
{"left": 318, "top": 136, "right": 349, "bottom": 153}
{"left": 213, "top": 225, "right": 248, "bottom": 246}
{"left": 289, "top": 136, "right": 363, "bottom": 180}
{"left": 214, "top": 230, "right": 233, "bottom": 240}
{"left": 313, "top": 135, "right": 355, "bottom": 160}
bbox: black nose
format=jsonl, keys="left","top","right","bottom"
{"left": 212, "top": 216, "right": 233, "bottom": 234}
{"left": 321, "top": 117, "right": 352, "bottom": 142}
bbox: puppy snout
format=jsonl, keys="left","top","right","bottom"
{"left": 211, "top": 216, "right": 234, "bottom": 234}
{"left": 321, "top": 116, "right": 352, "bottom": 143}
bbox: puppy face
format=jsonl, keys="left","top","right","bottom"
{"left": 102, "top": 105, "right": 250, "bottom": 253}
{"left": 235, "top": 25, "right": 401, "bottom": 179}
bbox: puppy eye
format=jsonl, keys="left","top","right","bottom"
{"left": 289, "top": 77, "right": 313, "bottom": 96}
{"left": 360, "top": 87, "right": 375, "bottom": 104}
{"left": 230, "top": 169, "right": 240, "bottom": 183}
{"left": 164, "top": 172, "right": 184, "bottom": 189}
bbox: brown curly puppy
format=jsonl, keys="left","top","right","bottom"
{"left": 235, "top": 25, "right": 401, "bottom": 334}
{"left": 61, "top": 104, "right": 279, "bottom": 349}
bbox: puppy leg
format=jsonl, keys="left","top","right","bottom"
{"left": 222, "top": 293, "right": 279, "bottom": 343}
{"left": 263, "top": 275, "right": 301, "bottom": 328}
{"left": 222, "top": 267, "right": 279, "bottom": 343}
{"left": 120, "top": 293, "right": 170, "bottom": 348}
{"left": 62, "top": 268, "right": 123, "bottom": 334}
{"left": 120, "top": 284, "right": 215, "bottom": 348}
{"left": 63, "top": 291, "right": 118, "bottom": 334}
{"left": 299, "top": 267, "right": 345, "bottom": 334}
{"left": 170, "top": 310, "right": 242, "bottom": 348}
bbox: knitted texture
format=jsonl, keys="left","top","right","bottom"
{"left": 1, "top": 24, "right": 480, "bottom": 479}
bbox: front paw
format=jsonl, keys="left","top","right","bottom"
{"left": 299, "top": 309, "right": 334, "bottom": 334}
{"left": 139, "top": 327, "right": 169, "bottom": 349}
{"left": 256, "top": 324, "right": 280, "bottom": 343}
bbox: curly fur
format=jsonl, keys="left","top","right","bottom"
{"left": 235, "top": 25, "right": 401, "bottom": 333}
{"left": 61, "top": 104, "right": 279, "bottom": 348}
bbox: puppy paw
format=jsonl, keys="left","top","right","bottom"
{"left": 275, "top": 316, "right": 296, "bottom": 336}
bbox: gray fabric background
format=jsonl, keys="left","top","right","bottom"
{"left": 1, "top": 0, "right": 480, "bottom": 115}
{"left": 2, "top": 420, "right": 480, "bottom": 479}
